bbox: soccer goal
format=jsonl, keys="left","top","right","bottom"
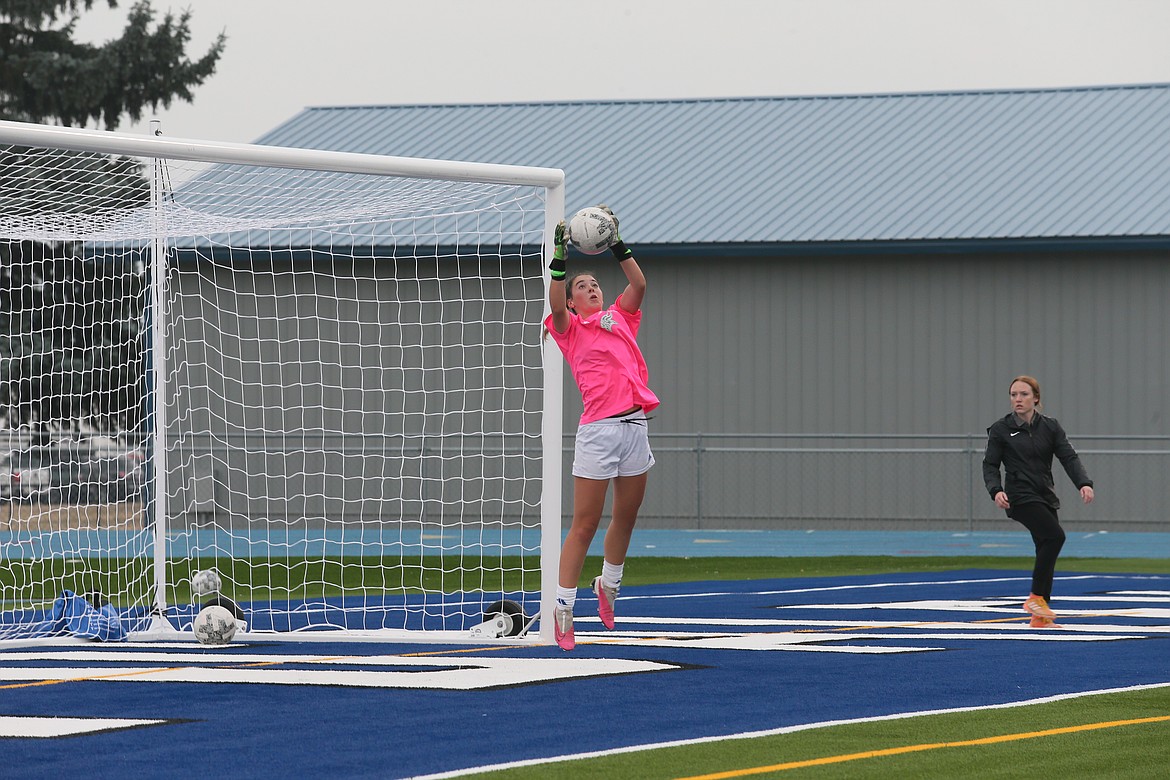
{"left": 0, "top": 119, "right": 564, "bottom": 644}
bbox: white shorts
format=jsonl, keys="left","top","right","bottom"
{"left": 572, "top": 411, "right": 655, "bottom": 480}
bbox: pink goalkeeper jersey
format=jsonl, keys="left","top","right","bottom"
{"left": 545, "top": 293, "right": 660, "bottom": 425}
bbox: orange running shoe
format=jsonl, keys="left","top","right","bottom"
{"left": 1030, "top": 616, "right": 1062, "bottom": 628}
{"left": 1023, "top": 593, "right": 1056, "bottom": 620}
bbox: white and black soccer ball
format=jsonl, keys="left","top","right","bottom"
{"left": 568, "top": 206, "right": 617, "bottom": 255}
{"left": 191, "top": 568, "right": 222, "bottom": 596}
{"left": 193, "top": 604, "right": 238, "bottom": 646}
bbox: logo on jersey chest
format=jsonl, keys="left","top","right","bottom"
{"left": 600, "top": 312, "right": 615, "bottom": 332}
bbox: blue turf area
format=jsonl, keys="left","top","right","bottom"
{"left": 616, "top": 529, "right": 1170, "bottom": 558}
{"left": 2, "top": 569, "right": 1168, "bottom": 779}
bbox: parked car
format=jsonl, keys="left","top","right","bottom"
{"left": 0, "top": 448, "right": 55, "bottom": 500}
{"left": 1, "top": 444, "right": 142, "bottom": 504}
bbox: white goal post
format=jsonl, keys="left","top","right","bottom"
{"left": 0, "top": 119, "right": 564, "bottom": 644}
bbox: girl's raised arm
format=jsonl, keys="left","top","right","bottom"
{"left": 548, "top": 220, "right": 570, "bottom": 333}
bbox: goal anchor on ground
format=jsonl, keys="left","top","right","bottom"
{"left": 470, "top": 599, "right": 536, "bottom": 638}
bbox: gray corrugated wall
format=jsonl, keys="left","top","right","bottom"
{"left": 165, "top": 247, "right": 1169, "bottom": 531}
{"left": 574, "top": 248, "right": 1169, "bottom": 436}
{"left": 561, "top": 247, "right": 1169, "bottom": 531}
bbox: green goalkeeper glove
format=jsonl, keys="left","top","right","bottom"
{"left": 597, "top": 204, "right": 620, "bottom": 237}
{"left": 550, "top": 220, "right": 567, "bottom": 280}
{"left": 597, "top": 204, "right": 632, "bottom": 261}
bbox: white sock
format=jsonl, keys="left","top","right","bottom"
{"left": 601, "top": 560, "right": 624, "bottom": 590}
{"left": 555, "top": 586, "right": 576, "bottom": 610}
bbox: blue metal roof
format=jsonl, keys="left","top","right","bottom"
{"left": 253, "top": 85, "right": 1170, "bottom": 246}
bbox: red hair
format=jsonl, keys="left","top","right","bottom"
{"left": 1009, "top": 375, "right": 1042, "bottom": 406}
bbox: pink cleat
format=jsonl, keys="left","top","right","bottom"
{"left": 553, "top": 605, "right": 575, "bottom": 651}
{"left": 592, "top": 576, "right": 619, "bottom": 630}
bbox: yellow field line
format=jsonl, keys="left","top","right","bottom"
{"left": 802, "top": 611, "right": 1148, "bottom": 633}
{"left": 676, "top": 714, "right": 1170, "bottom": 779}
{"left": 0, "top": 679, "right": 71, "bottom": 690}
{"left": 0, "top": 666, "right": 188, "bottom": 690}
{"left": 0, "top": 655, "right": 363, "bottom": 686}
{"left": 402, "top": 644, "right": 528, "bottom": 656}
{"left": 793, "top": 616, "right": 1024, "bottom": 633}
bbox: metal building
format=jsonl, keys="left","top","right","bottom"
{"left": 237, "top": 84, "right": 1170, "bottom": 531}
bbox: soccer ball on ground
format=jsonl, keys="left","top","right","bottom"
{"left": 567, "top": 206, "right": 617, "bottom": 255}
{"left": 193, "top": 604, "right": 239, "bottom": 645}
{"left": 191, "top": 568, "right": 222, "bottom": 596}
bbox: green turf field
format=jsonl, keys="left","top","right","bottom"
{"left": 3, "top": 555, "right": 1165, "bottom": 606}
{"left": 470, "top": 687, "right": 1170, "bottom": 779}
{"left": 612, "top": 555, "right": 1170, "bottom": 584}
{"left": 466, "top": 556, "right": 1170, "bottom": 780}
{"left": 3, "top": 554, "right": 1166, "bottom": 776}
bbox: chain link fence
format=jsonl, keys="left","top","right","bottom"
{"left": 4, "top": 431, "right": 1166, "bottom": 534}
{"left": 626, "top": 433, "right": 1170, "bottom": 532}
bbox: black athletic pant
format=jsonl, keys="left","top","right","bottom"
{"left": 1011, "top": 502, "right": 1066, "bottom": 601}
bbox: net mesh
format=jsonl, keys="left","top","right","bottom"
{"left": 0, "top": 139, "right": 551, "bottom": 638}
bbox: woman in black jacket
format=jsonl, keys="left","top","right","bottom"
{"left": 983, "top": 375, "right": 1095, "bottom": 627}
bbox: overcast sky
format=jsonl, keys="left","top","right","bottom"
{"left": 75, "top": 0, "right": 1170, "bottom": 145}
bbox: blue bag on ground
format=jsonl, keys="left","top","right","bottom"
{"left": 43, "top": 590, "right": 127, "bottom": 641}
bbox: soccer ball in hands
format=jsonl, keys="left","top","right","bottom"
{"left": 193, "top": 604, "right": 239, "bottom": 645}
{"left": 568, "top": 206, "right": 618, "bottom": 255}
{"left": 191, "top": 568, "right": 222, "bottom": 596}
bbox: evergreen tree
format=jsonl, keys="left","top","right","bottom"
{"left": 0, "top": 0, "right": 226, "bottom": 129}
{"left": 0, "top": 1, "right": 225, "bottom": 440}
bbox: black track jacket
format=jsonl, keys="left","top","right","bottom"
{"left": 983, "top": 412, "right": 1093, "bottom": 515}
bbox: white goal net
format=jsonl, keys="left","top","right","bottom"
{"left": 0, "top": 121, "right": 564, "bottom": 643}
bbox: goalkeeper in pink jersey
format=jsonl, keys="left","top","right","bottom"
{"left": 544, "top": 206, "right": 660, "bottom": 651}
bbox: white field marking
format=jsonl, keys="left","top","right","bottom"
{"left": 0, "top": 639, "right": 207, "bottom": 649}
{"left": 0, "top": 652, "right": 679, "bottom": 690}
{"left": 582, "top": 629, "right": 1139, "bottom": 652}
{"left": 588, "top": 633, "right": 940, "bottom": 653}
{"left": 622, "top": 574, "right": 1122, "bottom": 602}
{"left": 409, "top": 681, "right": 1170, "bottom": 780}
{"left": 772, "top": 599, "right": 1170, "bottom": 619}
{"left": 0, "top": 715, "right": 170, "bottom": 738}
{"left": 1056, "top": 608, "right": 1170, "bottom": 619}
{"left": 1059, "top": 595, "right": 1170, "bottom": 603}
{"left": 603, "top": 617, "right": 1170, "bottom": 634}
{"left": 577, "top": 628, "right": 1154, "bottom": 651}
{"left": 775, "top": 599, "right": 1024, "bottom": 612}
{"left": 581, "top": 587, "right": 1170, "bottom": 650}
